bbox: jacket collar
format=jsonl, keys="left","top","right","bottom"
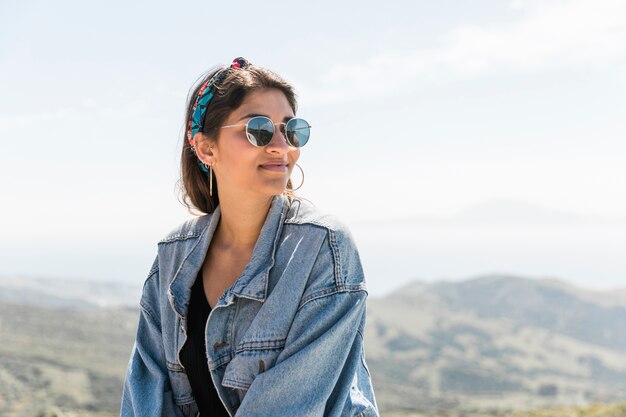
{"left": 167, "top": 194, "right": 289, "bottom": 319}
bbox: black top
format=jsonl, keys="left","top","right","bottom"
{"left": 179, "top": 270, "right": 231, "bottom": 417}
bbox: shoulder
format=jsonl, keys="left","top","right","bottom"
{"left": 141, "top": 213, "right": 213, "bottom": 300}
{"left": 284, "top": 197, "right": 361, "bottom": 271}
{"left": 157, "top": 212, "right": 213, "bottom": 244}
{"left": 284, "top": 197, "right": 355, "bottom": 244}
{"left": 284, "top": 197, "right": 366, "bottom": 293}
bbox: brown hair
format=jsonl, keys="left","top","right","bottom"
{"left": 178, "top": 64, "right": 298, "bottom": 215}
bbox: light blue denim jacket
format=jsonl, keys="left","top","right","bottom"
{"left": 120, "top": 194, "right": 379, "bottom": 417}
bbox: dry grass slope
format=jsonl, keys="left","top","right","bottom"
{"left": 33, "top": 403, "right": 626, "bottom": 417}
{"left": 383, "top": 403, "right": 626, "bottom": 417}
{"left": 0, "top": 302, "right": 138, "bottom": 417}
{"left": 2, "top": 275, "right": 625, "bottom": 416}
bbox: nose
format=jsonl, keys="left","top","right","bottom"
{"left": 266, "top": 123, "right": 291, "bottom": 154}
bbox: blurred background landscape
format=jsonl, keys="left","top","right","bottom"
{"left": 1, "top": 274, "right": 625, "bottom": 416}
{"left": 2, "top": 0, "right": 625, "bottom": 415}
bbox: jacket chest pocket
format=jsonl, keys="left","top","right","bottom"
{"left": 221, "top": 339, "right": 284, "bottom": 402}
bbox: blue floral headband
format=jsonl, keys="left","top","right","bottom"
{"left": 186, "top": 57, "right": 251, "bottom": 149}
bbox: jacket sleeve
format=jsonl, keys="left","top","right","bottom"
{"left": 234, "top": 288, "right": 379, "bottom": 417}
{"left": 120, "top": 264, "right": 184, "bottom": 417}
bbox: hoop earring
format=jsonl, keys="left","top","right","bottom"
{"left": 291, "top": 163, "right": 304, "bottom": 191}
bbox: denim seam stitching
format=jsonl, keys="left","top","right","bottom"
{"left": 353, "top": 387, "right": 376, "bottom": 415}
{"left": 173, "top": 394, "right": 196, "bottom": 406}
{"left": 211, "top": 352, "right": 234, "bottom": 369}
{"left": 147, "top": 263, "right": 159, "bottom": 279}
{"left": 356, "top": 328, "right": 364, "bottom": 340}
{"left": 338, "top": 283, "right": 368, "bottom": 292}
{"left": 235, "top": 339, "right": 286, "bottom": 353}
{"left": 167, "top": 226, "right": 209, "bottom": 319}
{"left": 229, "top": 299, "right": 241, "bottom": 357}
{"left": 360, "top": 349, "right": 372, "bottom": 379}
{"left": 298, "top": 287, "right": 339, "bottom": 309}
{"left": 158, "top": 231, "right": 202, "bottom": 244}
{"left": 297, "top": 288, "right": 367, "bottom": 312}
{"left": 358, "top": 320, "right": 365, "bottom": 336}
{"left": 140, "top": 273, "right": 161, "bottom": 330}
{"left": 139, "top": 302, "right": 161, "bottom": 330}
{"left": 327, "top": 228, "right": 343, "bottom": 287}
{"left": 283, "top": 218, "right": 334, "bottom": 229}
{"left": 222, "top": 378, "right": 252, "bottom": 390}
{"left": 166, "top": 360, "right": 184, "bottom": 372}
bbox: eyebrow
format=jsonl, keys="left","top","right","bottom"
{"left": 237, "top": 113, "right": 294, "bottom": 123}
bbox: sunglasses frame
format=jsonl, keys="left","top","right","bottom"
{"left": 221, "top": 116, "right": 311, "bottom": 148}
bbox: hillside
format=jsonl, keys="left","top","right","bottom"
{"left": 1, "top": 274, "right": 625, "bottom": 416}
{"left": 0, "top": 302, "right": 138, "bottom": 417}
{"left": 366, "top": 275, "right": 626, "bottom": 414}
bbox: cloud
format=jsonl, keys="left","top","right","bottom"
{"left": 302, "top": 0, "right": 626, "bottom": 104}
{"left": 442, "top": 0, "right": 626, "bottom": 72}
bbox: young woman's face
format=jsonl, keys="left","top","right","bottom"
{"left": 205, "top": 88, "right": 300, "bottom": 200}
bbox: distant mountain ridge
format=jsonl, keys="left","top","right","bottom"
{"left": 424, "top": 275, "right": 626, "bottom": 351}
{"left": 366, "top": 274, "right": 626, "bottom": 413}
{"left": 0, "top": 275, "right": 142, "bottom": 309}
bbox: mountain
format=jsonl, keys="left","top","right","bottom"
{"left": 365, "top": 275, "right": 626, "bottom": 413}
{"left": 1, "top": 275, "right": 625, "bottom": 416}
{"left": 0, "top": 275, "right": 141, "bottom": 309}
{"left": 351, "top": 200, "right": 626, "bottom": 297}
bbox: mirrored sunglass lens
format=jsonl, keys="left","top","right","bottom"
{"left": 286, "top": 118, "right": 310, "bottom": 147}
{"left": 246, "top": 117, "right": 274, "bottom": 146}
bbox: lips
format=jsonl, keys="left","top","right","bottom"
{"left": 259, "top": 161, "right": 289, "bottom": 172}
{"left": 260, "top": 161, "right": 289, "bottom": 172}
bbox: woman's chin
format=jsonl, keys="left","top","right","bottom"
{"left": 254, "top": 182, "right": 290, "bottom": 198}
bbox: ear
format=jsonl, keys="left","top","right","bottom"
{"left": 194, "top": 133, "right": 217, "bottom": 166}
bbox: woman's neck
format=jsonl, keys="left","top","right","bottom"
{"left": 213, "top": 192, "right": 274, "bottom": 251}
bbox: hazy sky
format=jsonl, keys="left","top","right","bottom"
{"left": 1, "top": 0, "right": 625, "bottom": 295}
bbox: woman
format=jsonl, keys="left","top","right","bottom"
{"left": 120, "top": 57, "right": 379, "bottom": 417}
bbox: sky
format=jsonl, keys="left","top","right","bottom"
{"left": 1, "top": 0, "right": 625, "bottom": 296}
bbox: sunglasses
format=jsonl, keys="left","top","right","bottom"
{"left": 221, "top": 116, "right": 311, "bottom": 148}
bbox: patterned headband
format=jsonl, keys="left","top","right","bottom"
{"left": 186, "top": 57, "right": 251, "bottom": 147}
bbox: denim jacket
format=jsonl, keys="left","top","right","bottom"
{"left": 120, "top": 194, "right": 379, "bottom": 417}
